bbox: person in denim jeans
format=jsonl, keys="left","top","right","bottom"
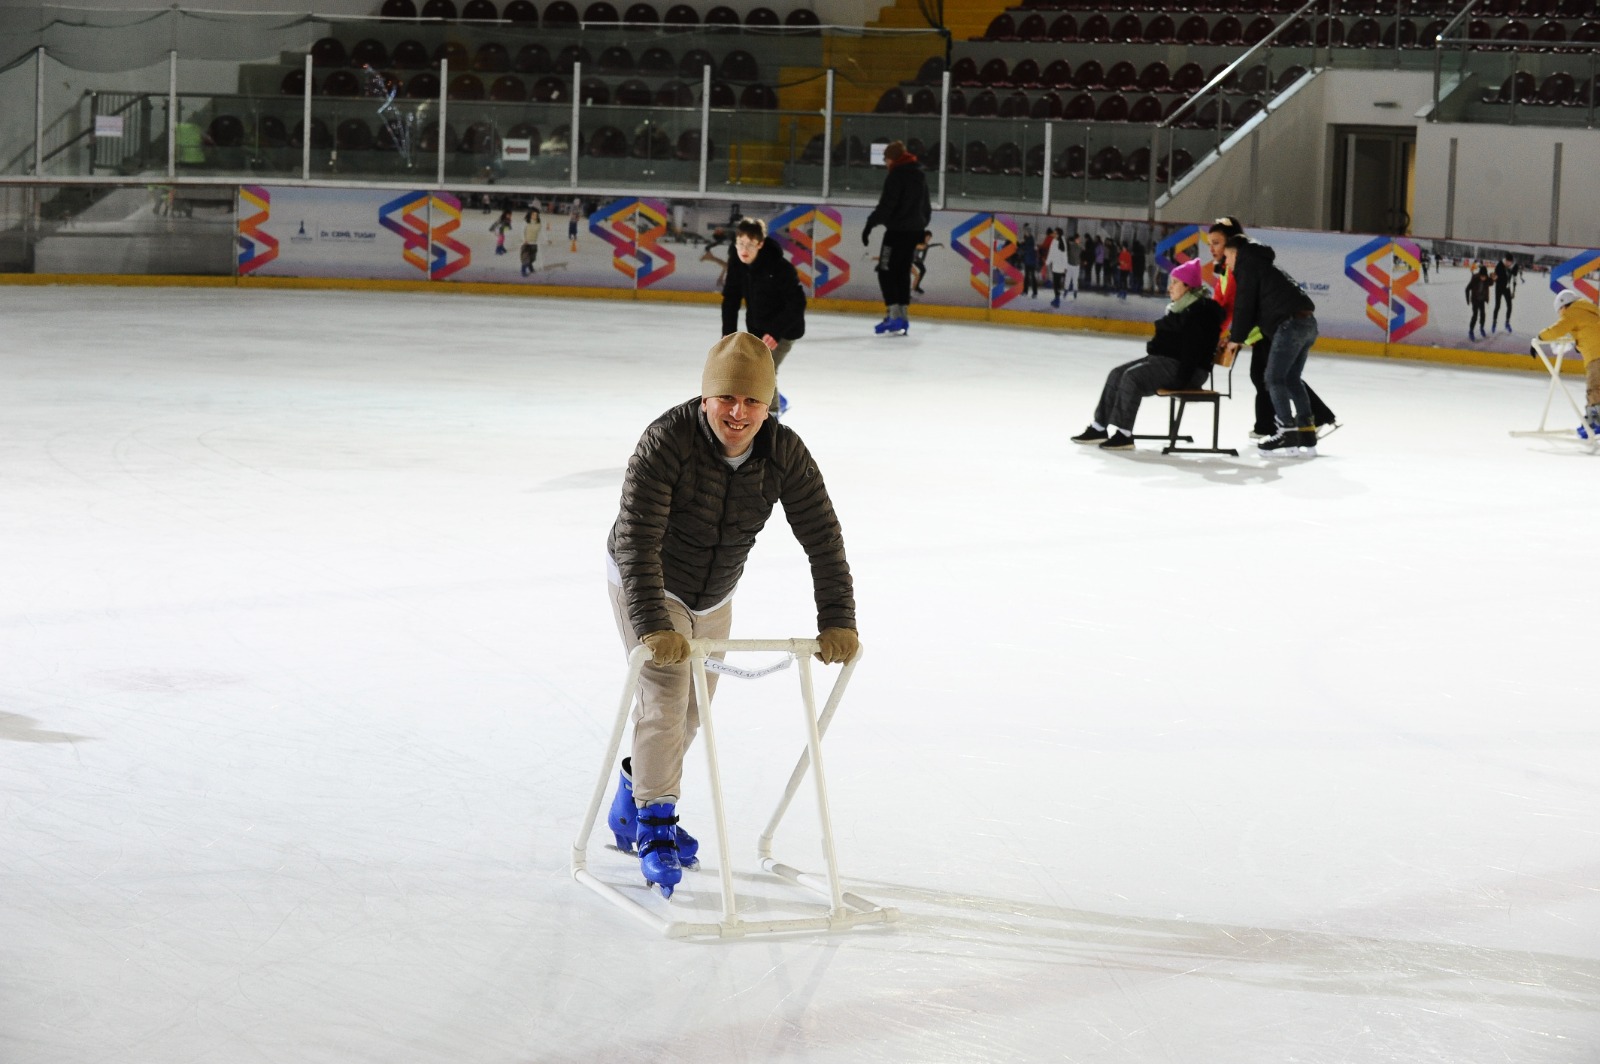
{"left": 1223, "top": 234, "right": 1320, "bottom": 456}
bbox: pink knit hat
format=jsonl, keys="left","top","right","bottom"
{"left": 1170, "top": 258, "right": 1204, "bottom": 290}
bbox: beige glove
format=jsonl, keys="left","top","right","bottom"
{"left": 641, "top": 630, "right": 690, "bottom": 666}
{"left": 816, "top": 627, "right": 859, "bottom": 665}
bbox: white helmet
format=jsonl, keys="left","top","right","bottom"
{"left": 1555, "top": 288, "right": 1584, "bottom": 312}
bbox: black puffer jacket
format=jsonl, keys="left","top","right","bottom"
{"left": 721, "top": 238, "right": 807, "bottom": 340}
{"left": 608, "top": 399, "right": 855, "bottom": 638}
{"left": 866, "top": 155, "right": 932, "bottom": 236}
{"left": 1147, "top": 294, "right": 1226, "bottom": 378}
{"left": 1227, "top": 238, "right": 1315, "bottom": 344}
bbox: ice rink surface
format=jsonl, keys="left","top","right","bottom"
{"left": 1, "top": 286, "right": 1596, "bottom": 1064}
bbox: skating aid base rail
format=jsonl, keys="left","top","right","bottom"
{"left": 571, "top": 638, "right": 898, "bottom": 939}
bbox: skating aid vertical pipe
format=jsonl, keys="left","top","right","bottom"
{"left": 691, "top": 650, "right": 740, "bottom": 927}
{"left": 795, "top": 655, "right": 846, "bottom": 915}
{"left": 572, "top": 645, "right": 649, "bottom": 873}
{"left": 758, "top": 650, "right": 860, "bottom": 860}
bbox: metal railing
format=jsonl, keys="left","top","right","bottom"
{"left": 1147, "top": 0, "right": 1333, "bottom": 218}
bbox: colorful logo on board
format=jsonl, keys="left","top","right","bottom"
{"left": 590, "top": 198, "right": 675, "bottom": 288}
{"left": 767, "top": 205, "right": 849, "bottom": 298}
{"left": 377, "top": 190, "right": 470, "bottom": 279}
{"left": 951, "top": 213, "right": 1022, "bottom": 308}
{"left": 236, "top": 185, "right": 279, "bottom": 274}
{"left": 1550, "top": 249, "right": 1600, "bottom": 301}
{"left": 1154, "top": 224, "right": 1210, "bottom": 286}
{"left": 1344, "top": 236, "right": 1428, "bottom": 342}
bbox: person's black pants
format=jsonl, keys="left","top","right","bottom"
{"left": 877, "top": 232, "right": 918, "bottom": 307}
{"left": 1249, "top": 333, "right": 1335, "bottom": 433}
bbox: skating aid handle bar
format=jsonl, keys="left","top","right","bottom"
{"left": 690, "top": 638, "right": 822, "bottom": 656}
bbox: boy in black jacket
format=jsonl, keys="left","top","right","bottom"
{"left": 721, "top": 217, "right": 807, "bottom": 415}
{"left": 1223, "top": 234, "right": 1321, "bottom": 455}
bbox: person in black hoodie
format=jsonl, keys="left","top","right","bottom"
{"left": 1206, "top": 217, "right": 1335, "bottom": 439}
{"left": 721, "top": 217, "right": 807, "bottom": 415}
{"left": 1071, "top": 257, "right": 1224, "bottom": 451}
{"left": 1224, "top": 233, "right": 1320, "bottom": 455}
{"left": 862, "top": 140, "right": 931, "bottom": 336}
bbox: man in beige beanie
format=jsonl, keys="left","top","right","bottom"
{"left": 603, "top": 332, "right": 859, "bottom": 896}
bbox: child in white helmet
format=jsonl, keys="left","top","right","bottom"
{"left": 1537, "top": 288, "right": 1600, "bottom": 436}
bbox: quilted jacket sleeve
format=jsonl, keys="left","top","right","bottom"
{"left": 774, "top": 432, "right": 856, "bottom": 632}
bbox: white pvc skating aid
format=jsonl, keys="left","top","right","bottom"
{"left": 571, "top": 638, "right": 898, "bottom": 939}
{"left": 1511, "top": 340, "right": 1597, "bottom": 448}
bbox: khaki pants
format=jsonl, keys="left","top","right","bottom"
{"left": 607, "top": 582, "right": 733, "bottom": 804}
{"left": 1587, "top": 357, "right": 1600, "bottom": 407}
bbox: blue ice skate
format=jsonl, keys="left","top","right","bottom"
{"left": 607, "top": 758, "right": 698, "bottom": 865}
{"left": 636, "top": 802, "right": 684, "bottom": 897}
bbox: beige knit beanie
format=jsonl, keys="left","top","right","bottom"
{"left": 701, "top": 333, "right": 776, "bottom": 403}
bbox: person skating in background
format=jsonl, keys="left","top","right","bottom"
{"left": 567, "top": 197, "right": 582, "bottom": 252}
{"left": 720, "top": 217, "right": 807, "bottom": 418}
{"left": 1537, "top": 288, "right": 1600, "bottom": 437}
{"left": 519, "top": 207, "right": 541, "bottom": 277}
{"left": 1115, "top": 242, "right": 1133, "bottom": 299}
{"left": 1045, "top": 228, "right": 1071, "bottom": 307}
{"left": 1492, "top": 254, "right": 1520, "bottom": 334}
{"left": 1065, "top": 233, "right": 1081, "bottom": 299}
{"left": 605, "top": 333, "right": 858, "bottom": 897}
{"left": 1078, "top": 234, "right": 1096, "bottom": 294}
{"left": 1223, "top": 232, "right": 1321, "bottom": 456}
{"left": 490, "top": 208, "right": 512, "bottom": 255}
{"left": 862, "top": 140, "right": 931, "bottom": 337}
{"left": 911, "top": 229, "right": 941, "bottom": 295}
{"left": 1207, "top": 216, "right": 1337, "bottom": 439}
{"left": 1466, "top": 263, "right": 1493, "bottom": 340}
{"left": 1072, "top": 258, "right": 1224, "bottom": 451}
{"left": 1018, "top": 226, "right": 1039, "bottom": 299}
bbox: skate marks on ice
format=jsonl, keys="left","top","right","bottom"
{"left": 0, "top": 711, "right": 91, "bottom": 744}
{"left": 1090, "top": 447, "right": 1375, "bottom": 495}
{"left": 840, "top": 876, "right": 1600, "bottom": 1010}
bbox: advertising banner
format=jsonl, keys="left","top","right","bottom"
{"left": 231, "top": 186, "right": 1598, "bottom": 363}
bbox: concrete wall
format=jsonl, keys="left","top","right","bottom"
{"left": 1414, "top": 122, "right": 1600, "bottom": 248}
{"left": 1164, "top": 65, "right": 1600, "bottom": 248}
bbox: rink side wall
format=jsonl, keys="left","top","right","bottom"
{"left": 3, "top": 186, "right": 1592, "bottom": 376}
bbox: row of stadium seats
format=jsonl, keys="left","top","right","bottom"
{"left": 286, "top": 67, "right": 777, "bottom": 106}
{"left": 911, "top": 58, "right": 1297, "bottom": 96}
{"left": 1482, "top": 69, "right": 1600, "bottom": 105}
{"left": 965, "top": 10, "right": 1600, "bottom": 47}
{"left": 207, "top": 112, "right": 714, "bottom": 159}
{"left": 877, "top": 86, "right": 1265, "bottom": 127}
{"left": 375, "top": 0, "right": 820, "bottom": 28}
{"left": 992, "top": 0, "right": 1592, "bottom": 21}
{"left": 310, "top": 38, "right": 763, "bottom": 80}
{"left": 800, "top": 134, "right": 1198, "bottom": 182}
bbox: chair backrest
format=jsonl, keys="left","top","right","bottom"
{"left": 1043, "top": 58, "right": 1073, "bottom": 88}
